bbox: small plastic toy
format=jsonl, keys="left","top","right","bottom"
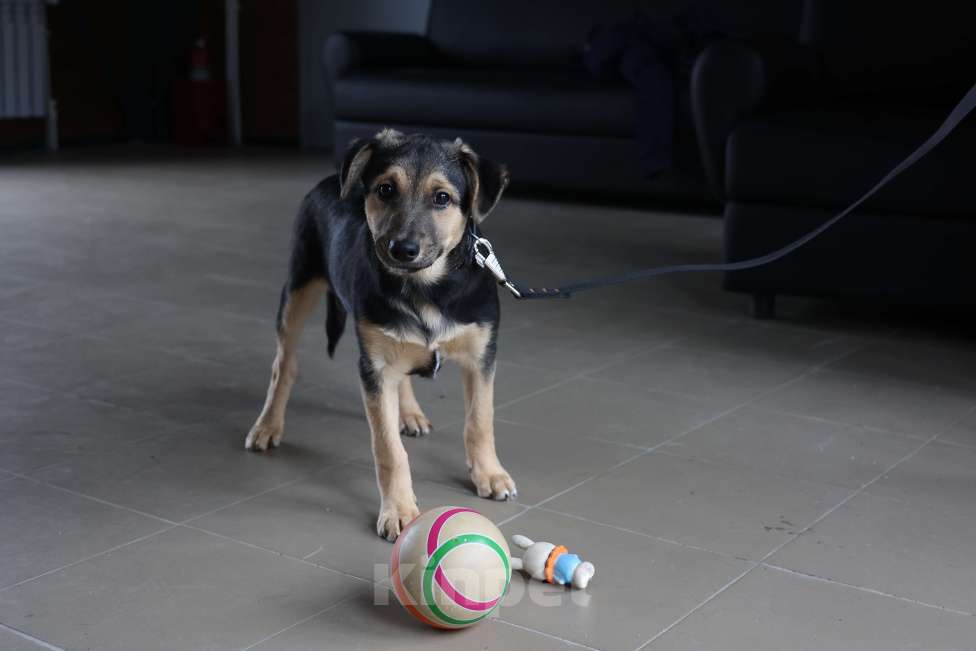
{"left": 391, "top": 506, "right": 511, "bottom": 629}
{"left": 510, "top": 534, "right": 595, "bottom": 589}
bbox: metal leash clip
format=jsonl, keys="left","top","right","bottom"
{"left": 473, "top": 236, "right": 522, "bottom": 298}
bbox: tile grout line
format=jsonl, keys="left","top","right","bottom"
{"left": 634, "top": 562, "right": 761, "bottom": 651}
{"left": 735, "top": 403, "right": 935, "bottom": 442}
{"left": 532, "top": 505, "right": 746, "bottom": 561}
{"left": 494, "top": 345, "right": 867, "bottom": 544}
{"left": 176, "top": 472, "right": 335, "bottom": 527}
{"left": 0, "top": 461, "right": 364, "bottom": 593}
{"left": 6, "top": 472, "right": 179, "bottom": 526}
{"left": 647, "top": 447, "right": 883, "bottom": 494}
{"left": 12, "top": 280, "right": 961, "bottom": 647}
{"left": 760, "top": 563, "right": 974, "bottom": 617}
{"left": 392, "top": 336, "right": 695, "bottom": 530}
{"left": 237, "top": 590, "right": 365, "bottom": 651}
{"left": 490, "top": 336, "right": 687, "bottom": 414}
{"left": 0, "top": 525, "right": 177, "bottom": 593}
{"left": 180, "top": 523, "right": 374, "bottom": 586}
{"left": 493, "top": 618, "right": 604, "bottom": 650}
{"left": 0, "top": 621, "right": 66, "bottom": 651}
{"left": 567, "top": 372, "right": 746, "bottom": 406}
{"left": 634, "top": 384, "right": 976, "bottom": 650}
{"left": 754, "top": 431, "right": 944, "bottom": 566}
{"left": 620, "top": 347, "right": 886, "bottom": 650}
{"left": 536, "top": 501, "right": 976, "bottom": 621}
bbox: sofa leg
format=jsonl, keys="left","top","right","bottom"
{"left": 751, "top": 293, "right": 776, "bottom": 319}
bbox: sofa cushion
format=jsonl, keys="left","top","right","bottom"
{"left": 426, "top": 0, "right": 635, "bottom": 66}
{"left": 332, "top": 65, "right": 636, "bottom": 137}
{"left": 800, "top": 1, "right": 976, "bottom": 98}
{"left": 726, "top": 105, "right": 976, "bottom": 217}
{"left": 425, "top": 0, "right": 803, "bottom": 66}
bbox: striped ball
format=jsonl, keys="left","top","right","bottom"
{"left": 391, "top": 506, "right": 511, "bottom": 629}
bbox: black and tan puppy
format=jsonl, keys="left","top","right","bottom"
{"left": 245, "top": 129, "right": 516, "bottom": 540}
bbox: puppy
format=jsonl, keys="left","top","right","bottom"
{"left": 246, "top": 129, "right": 516, "bottom": 541}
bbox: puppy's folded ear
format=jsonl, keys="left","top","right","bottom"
{"left": 456, "top": 139, "right": 510, "bottom": 222}
{"left": 339, "top": 138, "right": 374, "bottom": 199}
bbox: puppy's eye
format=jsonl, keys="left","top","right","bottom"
{"left": 377, "top": 183, "right": 396, "bottom": 199}
{"left": 433, "top": 191, "right": 451, "bottom": 207}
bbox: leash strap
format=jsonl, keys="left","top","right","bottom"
{"left": 479, "top": 81, "right": 976, "bottom": 300}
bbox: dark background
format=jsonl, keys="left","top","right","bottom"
{"left": 0, "top": 0, "right": 300, "bottom": 147}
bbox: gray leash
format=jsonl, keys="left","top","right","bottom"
{"left": 474, "top": 81, "right": 976, "bottom": 300}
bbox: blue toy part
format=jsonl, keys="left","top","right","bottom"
{"left": 552, "top": 552, "right": 581, "bottom": 586}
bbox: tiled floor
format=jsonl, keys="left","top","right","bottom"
{"left": 1, "top": 148, "right": 975, "bottom": 650}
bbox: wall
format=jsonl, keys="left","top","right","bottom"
{"left": 298, "top": 0, "right": 429, "bottom": 150}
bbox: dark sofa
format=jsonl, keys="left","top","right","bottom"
{"left": 693, "top": 1, "right": 976, "bottom": 315}
{"left": 324, "top": 0, "right": 798, "bottom": 201}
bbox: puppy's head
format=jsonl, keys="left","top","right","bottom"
{"left": 339, "top": 129, "right": 509, "bottom": 278}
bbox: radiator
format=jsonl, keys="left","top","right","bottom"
{"left": 0, "top": 0, "right": 49, "bottom": 119}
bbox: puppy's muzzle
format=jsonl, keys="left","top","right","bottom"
{"left": 388, "top": 238, "right": 420, "bottom": 263}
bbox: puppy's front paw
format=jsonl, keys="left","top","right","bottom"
{"left": 399, "top": 408, "right": 432, "bottom": 437}
{"left": 376, "top": 498, "right": 420, "bottom": 542}
{"left": 470, "top": 464, "right": 517, "bottom": 501}
{"left": 245, "top": 421, "right": 283, "bottom": 451}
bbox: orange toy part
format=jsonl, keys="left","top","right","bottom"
{"left": 544, "top": 545, "right": 568, "bottom": 584}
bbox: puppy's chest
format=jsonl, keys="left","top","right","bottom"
{"left": 382, "top": 298, "right": 463, "bottom": 349}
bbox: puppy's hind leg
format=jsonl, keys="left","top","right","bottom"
{"left": 398, "top": 377, "right": 432, "bottom": 436}
{"left": 246, "top": 279, "right": 326, "bottom": 451}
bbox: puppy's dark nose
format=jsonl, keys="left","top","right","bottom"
{"left": 388, "top": 239, "right": 420, "bottom": 262}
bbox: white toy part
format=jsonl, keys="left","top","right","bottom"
{"left": 511, "top": 534, "right": 595, "bottom": 589}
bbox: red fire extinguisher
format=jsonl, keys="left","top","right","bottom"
{"left": 172, "top": 34, "right": 222, "bottom": 144}
{"left": 189, "top": 37, "right": 211, "bottom": 81}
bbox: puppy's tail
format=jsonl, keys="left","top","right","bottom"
{"left": 325, "top": 290, "right": 346, "bottom": 358}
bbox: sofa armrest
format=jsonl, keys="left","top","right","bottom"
{"left": 324, "top": 31, "right": 437, "bottom": 81}
{"left": 691, "top": 38, "right": 822, "bottom": 198}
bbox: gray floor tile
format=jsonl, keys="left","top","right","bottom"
{"left": 496, "top": 377, "right": 728, "bottom": 447}
{"left": 4, "top": 151, "right": 974, "bottom": 649}
{"left": 404, "top": 360, "right": 566, "bottom": 430}
{"left": 648, "top": 565, "right": 976, "bottom": 651}
{"left": 0, "top": 277, "right": 37, "bottom": 303}
{"left": 0, "top": 478, "right": 168, "bottom": 588}
{"left": 192, "top": 463, "right": 523, "bottom": 582}
{"left": 0, "top": 526, "right": 366, "bottom": 651}
{"left": 0, "top": 283, "right": 179, "bottom": 336}
{"left": 0, "top": 624, "right": 55, "bottom": 651}
{"left": 391, "top": 419, "right": 637, "bottom": 504}
{"left": 0, "top": 335, "right": 192, "bottom": 394}
{"left": 666, "top": 317, "right": 860, "bottom": 366}
{"left": 828, "top": 340, "right": 976, "bottom": 394}
{"left": 589, "top": 345, "right": 808, "bottom": 409}
{"left": 865, "top": 441, "right": 976, "bottom": 518}
{"left": 248, "top": 589, "right": 577, "bottom": 651}
{"left": 75, "top": 355, "right": 295, "bottom": 427}
{"left": 495, "top": 314, "right": 670, "bottom": 373}
{"left": 0, "top": 319, "right": 65, "bottom": 351}
{"left": 769, "top": 490, "right": 976, "bottom": 614}
{"left": 544, "top": 452, "right": 850, "bottom": 559}
{"left": 123, "top": 266, "right": 285, "bottom": 320}
{"left": 937, "top": 407, "right": 976, "bottom": 448}
{"left": 663, "top": 406, "right": 921, "bottom": 489}
{"left": 0, "top": 381, "right": 181, "bottom": 473}
{"left": 30, "top": 416, "right": 368, "bottom": 522}
{"left": 755, "top": 369, "right": 976, "bottom": 439}
{"left": 226, "top": 340, "right": 364, "bottom": 400}
{"left": 498, "top": 509, "right": 751, "bottom": 651}
{"left": 91, "top": 307, "right": 280, "bottom": 364}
